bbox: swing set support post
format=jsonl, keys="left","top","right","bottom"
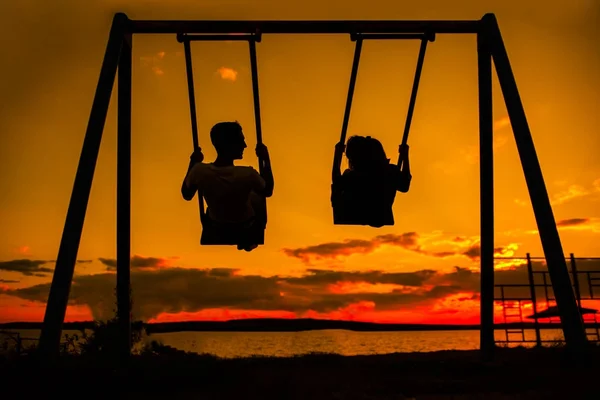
{"left": 477, "top": 20, "right": 495, "bottom": 362}
{"left": 38, "top": 12, "right": 588, "bottom": 362}
{"left": 483, "top": 13, "right": 588, "bottom": 358}
{"left": 116, "top": 30, "right": 133, "bottom": 361}
{"left": 37, "top": 13, "right": 129, "bottom": 357}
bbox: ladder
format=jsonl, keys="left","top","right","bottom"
{"left": 584, "top": 272, "right": 600, "bottom": 342}
{"left": 585, "top": 313, "right": 600, "bottom": 342}
{"left": 500, "top": 287, "right": 526, "bottom": 343}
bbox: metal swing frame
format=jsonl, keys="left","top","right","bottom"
{"left": 37, "top": 13, "right": 589, "bottom": 362}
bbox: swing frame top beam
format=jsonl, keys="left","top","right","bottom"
{"left": 129, "top": 18, "right": 479, "bottom": 35}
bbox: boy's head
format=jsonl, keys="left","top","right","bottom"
{"left": 210, "top": 121, "right": 247, "bottom": 160}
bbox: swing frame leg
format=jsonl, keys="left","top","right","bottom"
{"left": 482, "top": 14, "right": 588, "bottom": 359}
{"left": 477, "top": 21, "right": 495, "bottom": 362}
{"left": 38, "top": 13, "right": 130, "bottom": 358}
{"left": 117, "top": 30, "right": 133, "bottom": 360}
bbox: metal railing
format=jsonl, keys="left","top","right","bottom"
{"left": 494, "top": 254, "right": 600, "bottom": 346}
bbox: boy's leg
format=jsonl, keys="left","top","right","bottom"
{"left": 249, "top": 191, "right": 267, "bottom": 226}
{"left": 237, "top": 191, "right": 266, "bottom": 251}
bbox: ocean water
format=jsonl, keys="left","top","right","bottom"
{"left": 2, "top": 329, "right": 566, "bottom": 358}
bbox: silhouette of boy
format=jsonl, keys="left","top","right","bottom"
{"left": 182, "top": 121, "right": 274, "bottom": 250}
{"left": 332, "top": 136, "right": 411, "bottom": 227}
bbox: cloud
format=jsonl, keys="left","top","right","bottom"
{"left": 461, "top": 243, "right": 520, "bottom": 262}
{"left": 0, "top": 258, "right": 96, "bottom": 277}
{"left": 15, "top": 246, "right": 31, "bottom": 255}
{"left": 216, "top": 66, "right": 238, "bottom": 81}
{"left": 0, "top": 279, "right": 19, "bottom": 283}
{"left": 513, "top": 217, "right": 600, "bottom": 235}
{"left": 11, "top": 257, "right": 598, "bottom": 322}
{"left": 0, "top": 259, "right": 54, "bottom": 277}
{"left": 557, "top": 218, "right": 590, "bottom": 227}
{"left": 551, "top": 184, "right": 590, "bottom": 205}
{"left": 283, "top": 232, "right": 520, "bottom": 265}
{"left": 514, "top": 198, "right": 528, "bottom": 207}
{"left": 460, "top": 117, "right": 511, "bottom": 164}
{"left": 140, "top": 51, "right": 168, "bottom": 76}
{"left": 515, "top": 179, "right": 600, "bottom": 207}
{"left": 556, "top": 217, "right": 600, "bottom": 233}
{"left": 282, "top": 232, "right": 418, "bottom": 263}
{"left": 493, "top": 116, "right": 511, "bottom": 132}
{"left": 98, "top": 255, "right": 170, "bottom": 271}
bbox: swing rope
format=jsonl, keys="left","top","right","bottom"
{"left": 180, "top": 32, "right": 263, "bottom": 220}
{"left": 334, "top": 33, "right": 433, "bottom": 177}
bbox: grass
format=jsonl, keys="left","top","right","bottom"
{"left": 2, "top": 344, "right": 599, "bottom": 399}
{"left": 3, "top": 314, "right": 597, "bottom": 399}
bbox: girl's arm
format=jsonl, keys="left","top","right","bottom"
{"left": 396, "top": 144, "right": 411, "bottom": 193}
{"left": 332, "top": 142, "right": 345, "bottom": 181}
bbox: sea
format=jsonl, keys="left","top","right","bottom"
{"left": 2, "top": 329, "right": 566, "bottom": 358}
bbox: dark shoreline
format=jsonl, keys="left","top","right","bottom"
{"left": 2, "top": 347, "right": 599, "bottom": 399}
{"left": 0, "top": 318, "right": 588, "bottom": 333}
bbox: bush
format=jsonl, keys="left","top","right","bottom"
{"left": 63, "top": 318, "right": 146, "bottom": 356}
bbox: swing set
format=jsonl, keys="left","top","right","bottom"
{"left": 179, "top": 29, "right": 433, "bottom": 244}
{"left": 37, "top": 13, "right": 589, "bottom": 362}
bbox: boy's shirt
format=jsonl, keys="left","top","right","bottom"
{"left": 185, "top": 163, "right": 265, "bottom": 223}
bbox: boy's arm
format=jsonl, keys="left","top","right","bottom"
{"left": 256, "top": 144, "right": 274, "bottom": 197}
{"left": 181, "top": 149, "right": 203, "bottom": 201}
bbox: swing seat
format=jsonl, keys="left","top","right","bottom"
{"left": 200, "top": 194, "right": 267, "bottom": 246}
{"left": 329, "top": 33, "right": 426, "bottom": 228}
{"left": 200, "top": 212, "right": 266, "bottom": 246}
{"left": 332, "top": 204, "right": 394, "bottom": 227}
{"left": 331, "top": 182, "right": 395, "bottom": 228}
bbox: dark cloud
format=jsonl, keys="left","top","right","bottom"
{"left": 462, "top": 245, "right": 481, "bottom": 260}
{"left": 283, "top": 232, "right": 427, "bottom": 263}
{"left": 0, "top": 279, "right": 20, "bottom": 283}
{"left": 11, "top": 267, "right": 282, "bottom": 320}
{"left": 0, "top": 258, "right": 98, "bottom": 276}
{"left": 10, "top": 257, "right": 592, "bottom": 321}
{"left": 286, "top": 268, "right": 437, "bottom": 287}
{"left": 0, "top": 259, "right": 53, "bottom": 276}
{"left": 556, "top": 218, "right": 589, "bottom": 227}
{"left": 99, "top": 255, "right": 167, "bottom": 271}
{"left": 461, "top": 244, "right": 515, "bottom": 261}
{"left": 283, "top": 239, "right": 380, "bottom": 262}
{"left": 282, "top": 232, "right": 522, "bottom": 264}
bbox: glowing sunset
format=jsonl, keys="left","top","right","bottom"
{"left": 1, "top": 0, "right": 599, "bottom": 331}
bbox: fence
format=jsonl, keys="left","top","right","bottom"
{"left": 494, "top": 254, "right": 600, "bottom": 346}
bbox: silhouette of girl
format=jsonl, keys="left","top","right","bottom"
{"left": 332, "top": 135, "right": 411, "bottom": 227}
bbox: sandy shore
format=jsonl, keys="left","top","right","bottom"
{"left": 2, "top": 346, "right": 598, "bottom": 399}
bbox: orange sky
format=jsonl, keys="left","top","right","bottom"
{"left": 1, "top": 0, "right": 599, "bottom": 325}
